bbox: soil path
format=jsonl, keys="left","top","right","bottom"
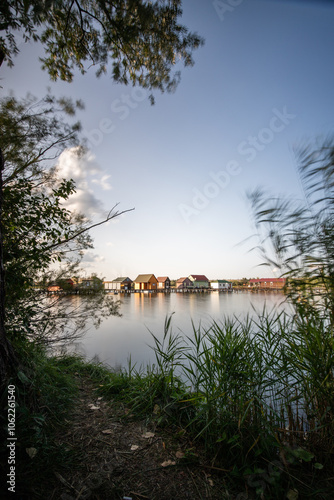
{"left": 48, "top": 377, "right": 234, "bottom": 500}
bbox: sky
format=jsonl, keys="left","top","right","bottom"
{"left": 1, "top": 0, "right": 334, "bottom": 280}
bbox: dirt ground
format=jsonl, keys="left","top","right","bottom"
{"left": 46, "top": 377, "right": 239, "bottom": 500}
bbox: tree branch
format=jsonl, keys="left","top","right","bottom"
{"left": 44, "top": 203, "right": 135, "bottom": 251}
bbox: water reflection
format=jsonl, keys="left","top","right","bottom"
{"left": 67, "top": 291, "right": 288, "bottom": 370}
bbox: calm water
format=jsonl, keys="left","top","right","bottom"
{"left": 69, "top": 291, "right": 288, "bottom": 370}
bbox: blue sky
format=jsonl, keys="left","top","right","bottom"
{"left": 1, "top": 0, "right": 334, "bottom": 280}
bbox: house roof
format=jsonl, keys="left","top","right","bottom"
{"left": 189, "top": 274, "right": 209, "bottom": 282}
{"left": 176, "top": 277, "right": 190, "bottom": 283}
{"left": 112, "top": 277, "right": 132, "bottom": 283}
{"left": 134, "top": 274, "right": 157, "bottom": 283}
{"left": 249, "top": 278, "right": 286, "bottom": 283}
{"left": 211, "top": 280, "right": 231, "bottom": 283}
{"left": 157, "top": 276, "right": 169, "bottom": 282}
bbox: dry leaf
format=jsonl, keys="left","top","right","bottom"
{"left": 208, "top": 479, "right": 214, "bottom": 487}
{"left": 287, "top": 489, "right": 299, "bottom": 500}
{"left": 143, "top": 431, "right": 155, "bottom": 439}
{"left": 130, "top": 445, "right": 139, "bottom": 451}
{"left": 153, "top": 404, "right": 160, "bottom": 414}
{"left": 26, "top": 447, "right": 37, "bottom": 458}
{"left": 102, "top": 429, "right": 113, "bottom": 434}
{"left": 175, "top": 450, "right": 185, "bottom": 459}
{"left": 88, "top": 404, "right": 100, "bottom": 410}
{"left": 161, "top": 460, "right": 176, "bottom": 467}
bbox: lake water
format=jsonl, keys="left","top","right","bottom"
{"left": 68, "top": 291, "right": 289, "bottom": 371}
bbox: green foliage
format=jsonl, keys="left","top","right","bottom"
{"left": 3, "top": 176, "right": 76, "bottom": 301}
{"left": 97, "top": 311, "right": 334, "bottom": 487}
{"left": 249, "top": 137, "right": 334, "bottom": 326}
{"left": 245, "top": 138, "right": 334, "bottom": 489}
{"left": 0, "top": 339, "right": 80, "bottom": 496}
{"left": 99, "top": 317, "right": 191, "bottom": 425}
{"left": 5, "top": 310, "right": 332, "bottom": 499}
{"left": 49, "top": 352, "right": 116, "bottom": 383}
{"left": 0, "top": 93, "right": 82, "bottom": 182}
{"left": 0, "top": 93, "right": 121, "bottom": 342}
{"left": 77, "top": 274, "right": 104, "bottom": 293}
{"left": 0, "top": 0, "right": 204, "bottom": 101}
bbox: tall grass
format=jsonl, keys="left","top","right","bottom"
{"left": 183, "top": 307, "right": 333, "bottom": 459}
{"left": 101, "top": 307, "right": 334, "bottom": 469}
{"left": 7, "top": 306, "right": 332, "bottom": 498}
{"left": 0, "top": 338, "right": 82, "bottom": 497}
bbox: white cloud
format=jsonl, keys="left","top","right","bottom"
{"left": 57, "top": 147, "right": 101, "bottom": 182}
{"left": 56, "top": 147, "right": 113, "bottom": 217}
{"left": 63, "top": 188, "right": 104, "bottom": 217}
{"left": 81, "top": 251, "right": 105, "bottom": 263}
{"left": 91, "top": 174, "right": 112, "bottom": 190}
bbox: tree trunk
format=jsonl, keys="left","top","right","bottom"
{"left": 0, "top": 148, "right": 17, "bottom": 391}
{"left": 0, "top": 48, "right": 4, "bottom": 68}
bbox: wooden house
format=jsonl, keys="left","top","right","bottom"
{"left": 134, "top": 274, "right": 158, "bottom": 291}
{"left": 210, "top": 280, "right": 233, "bottom": 291}
{"left": 105, "top": 277, "right": 133, "bottom": 291}
{"left": 79, "top": 277, "right": 103, "bottom": 290}
{"left": 248, "top": 278, "right": 286, "bottom": 290}
{"left": 103, "top": 281, "right": 114, "bottom": 292}
{"left": 47, "top": 283, "right": 62, "bottom": 293}
{"left": 188, "top": 274, "right": 210, "bottom": 288}
{"left": 80, "top": 278, "right": 94, "bottom": 288}
{"left": 176, "top": 277, "right": 192, "bottom": 289}
{"left": 157, "top": 277, "right": 171, "bottom": 290}
{"left": 47, "top": 278, "right": 74, "bottom": 293}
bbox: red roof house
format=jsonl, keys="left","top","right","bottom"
{"left": 249, "top": 278, "right": 286, "bottom": 289}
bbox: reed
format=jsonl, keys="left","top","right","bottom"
{"left": 96, "top": 302, "right": 334, "bottom": 497}
{"left": 112, "top": 306, "right": 334, "bottom": 468}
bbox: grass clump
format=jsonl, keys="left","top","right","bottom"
{"left": 2, "top": 304, "right": 333, "bottom": 499}
{"left": 1, "top": 341, "right": 125, "bottom": 498}
{"left": 0, "top": 339, "right": 80, "bottom": 497}
{"left": 3, "top": 305, "right": 333, "bottom": 498}
{"left": 97, "top": 308, "right": 334, "bottom": 498}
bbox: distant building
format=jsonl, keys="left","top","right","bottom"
{"left": 248, "top": 278, "right": 286, "bottom": 290}
{"left": 157, "top": 277, "right": 171, "bottom": 289}
{"left": 210, "top": 280, "right": 233, "bottom": 291}
{"left": 176, "top": 277, "right": 192, "bottom": 289}
{"left": 105, "top": 277, "right": 133, "bottom": 291}
{"left": 134, "top": 274, "right": 158, "bottom": 291}
{"left": 47, "top": 278, "right": 74, "bottom": 293}
{"left": 47, "top": 283, "right": 62, "bottom": 293}
{"left": 188, "top": 274, "right": 210, "bottom": 288}
{"left": 80, "top": 278, "right": 95, "bottom": 288}
{"left": 79, "top": 277, "right": 103, "bottom": 290}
